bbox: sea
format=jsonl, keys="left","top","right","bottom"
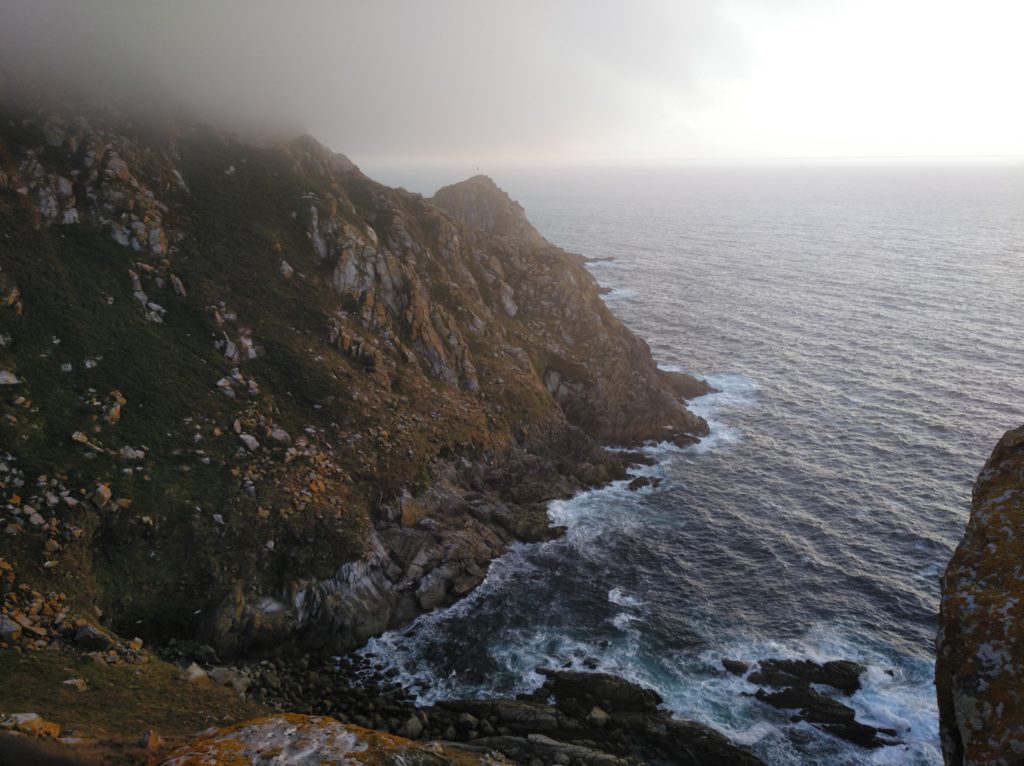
{"left": 359, "top": 162, "right": 1024, "bottom": 764}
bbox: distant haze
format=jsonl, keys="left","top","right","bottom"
{"left": 1, "top": 0, "right": 1021, "bottom": 166}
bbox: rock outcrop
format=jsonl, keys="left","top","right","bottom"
{"left": 937, "top": 423, "right": 1024, "bottom": 765}
{"left": 431, "top": 175, "right": 710, "bottom": 445}
{"left": 159, "top": 670, "right": 764, "bottom": 766}
{"left": 160, "top": 714, "right": 497, "bottom": 765}
{"left": 720, "top": 657, "right": 899, "bottom": 749}
{"left": 0, "top": 94, "right": 709, "bottom": 664}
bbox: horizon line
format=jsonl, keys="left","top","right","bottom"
{"left": 359, "top": 153, "right": 1024, "bottom": 168}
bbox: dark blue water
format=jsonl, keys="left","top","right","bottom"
{"left": 360, "top": 164, "right": 1024, "bottom": 764}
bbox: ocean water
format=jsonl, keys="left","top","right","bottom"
{"left": 360, "top": 164, "right": 1024, "bottom": 764}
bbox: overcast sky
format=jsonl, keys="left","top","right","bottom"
{"left": 1, "top": 0, "right": 1022, "bottom": 165}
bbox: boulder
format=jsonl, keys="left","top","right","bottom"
{"left": 0, "top": 614, "right": 23, "bottom": 642}
{"left": 92, "top": 484, "right": 112, "bottom": 508}
{"left": 721, "top": 658, "right": 750, "bottom": 676}
{"left": 397, "top": 714, "right": 423, "bottom": 739}
{"left": 8, "top": 713, "right": 61, "bottom": 738}
{"left": 62, "top": 678, "right": 88, "bottom": 692}
{"left": 536, "top": 668, "right": 663, "bottom": 714}
{"left": 73, "top": 624, "right": 113, "bottom": 651}
{"left": 181, "top": 662, "right": 209, "bottom": 684}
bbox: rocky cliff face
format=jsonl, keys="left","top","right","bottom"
{"left": 0, "top": 96, "right": 708, "bottom": 662}
{"left": 937, "top": 424, "right": 1024, "bottom": 764}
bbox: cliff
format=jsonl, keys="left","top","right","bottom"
{"left": 936, "top": 424, "right": 1024, "bottom": 764}
{"left": 0, "top": 96, "right": 707, "bottom": 661}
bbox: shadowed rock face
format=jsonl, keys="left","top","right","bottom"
{"left": 936, "top": 424, "right": 1024, "bottom": 765}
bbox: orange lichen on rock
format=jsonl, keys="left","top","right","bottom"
{"left": 937, "top": 424, "right": 1024, "bottom": 765}
{"left": 160, "top": 714, "right": 506, "bottom": 766}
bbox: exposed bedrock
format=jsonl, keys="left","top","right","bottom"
{"left": 936, "top": 424, "right": 1024, "bottom": 765}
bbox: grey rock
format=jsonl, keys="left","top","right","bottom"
{"left": 74, "top": 624, "right": 113, "bottom": 651}
{"left": 396, "top": 714, "right": 423, "bottom": 739}
{"left": 0, "top": 614, "right": 22, "bottom": 642}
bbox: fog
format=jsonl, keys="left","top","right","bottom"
{"left": 1, "top": 0, "right": 1021, "bottom": 165}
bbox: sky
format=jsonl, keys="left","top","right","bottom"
{"left": 1, "top": 0, "right": 1022, "bottom": 166}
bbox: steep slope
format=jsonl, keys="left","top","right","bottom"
{"left": 0, "top": 96, "right": 708, "bottom": 661}
{"left": 936, "top": 424, "right": 1024, "bottom": 764}
{"left": 431, "top": 175, "right": 711, "bottom": 444}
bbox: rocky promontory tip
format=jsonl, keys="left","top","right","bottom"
{"left": 431, "top": 175, "right": 547, "bottom": 247}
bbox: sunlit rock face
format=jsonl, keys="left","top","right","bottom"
{"left": 937, "top": 424, "right": 1024, "bottom": 764}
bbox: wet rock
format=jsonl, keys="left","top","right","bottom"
{"left": 747, "top": 658, "right": 865, "bottom": 694}
{"left": 754, "top": 686, "right": 898, "bottom": 749}
{"left": 721, "top": 658, "right": 750, "bottom": 676}
{"left": 536, "top": 667, "right": 663, "bottom": 713}
{"left": 755, "top": 686, "right": 855, "bottom": 724}
{"left": 669, "top": 433, "right": 701, "bottom": 448}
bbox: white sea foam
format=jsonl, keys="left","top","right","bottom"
{"left": 600, "top": 287, "right": 635, "bottom": 302}
{"left": 611, "top": 612, "right": 637, "bottom": 630}
{"left": 681, "top": 626, "right": 941, "bottom": 765}
{"left": 608, "top": 587, "right": 644, "bottom": 607}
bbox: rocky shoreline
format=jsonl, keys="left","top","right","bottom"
{"left": 156, "top": 649, "right": 767, "bottom": 765}
{"left": 148, "top": 626, "right": 907, "bottom": 763}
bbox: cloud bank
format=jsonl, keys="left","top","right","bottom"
{"left": 1, "top": 0, "right": 1021, "bottom": 163}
